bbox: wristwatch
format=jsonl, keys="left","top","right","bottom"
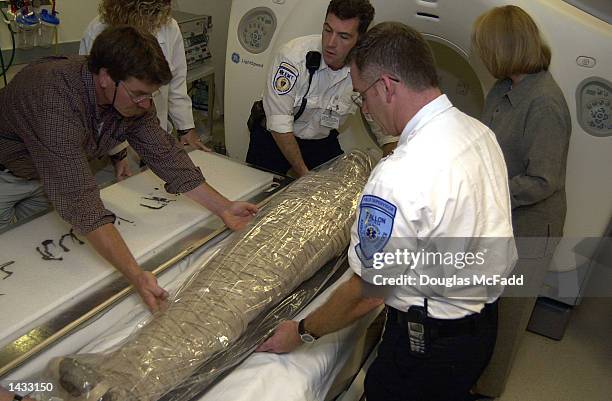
{"left": 177, "top": 128, "right": 193, "bottom": 137}
{"left": 298, "top": 319, "right": 318, "bottom": 343}
{"left": 109, "top": 148, "right": 128, "bottom": 163}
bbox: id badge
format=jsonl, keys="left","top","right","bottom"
{"left": 320, "top": 112, "right": 340, "bottom": 129}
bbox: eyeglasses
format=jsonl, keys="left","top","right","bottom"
{"left": 118, "top": 81, "right": 160, "bottom": 104}
{"left": 351, "top": 76, "right": 400, "bottom": 107}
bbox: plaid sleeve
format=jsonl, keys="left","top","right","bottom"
{"left": 126, "top": 112, "right": 205, "bottom": 194}
{"left": 23, "top": 83, "right": 115, "bottom": 234}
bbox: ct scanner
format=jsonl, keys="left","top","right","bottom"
{"left": 225, "top": 0, "right": 612, "bottom": 309}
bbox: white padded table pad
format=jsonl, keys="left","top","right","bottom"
{"left": 0, "top": 151, "right": 273, "bottom": 347}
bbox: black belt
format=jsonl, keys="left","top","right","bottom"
{"left": 388, "top": 300, "right": 497, "bottom": 339}
{"left": 261, "top": 127, "right": 340, "bottom": 139}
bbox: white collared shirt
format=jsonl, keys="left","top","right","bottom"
{"left": 263, "top": 35, "right": 358, "bottom": 140}
{"left": 349, "top": 95, "right": 517, "bottom": 319}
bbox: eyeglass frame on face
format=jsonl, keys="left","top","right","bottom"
{"left": 351, "top": 76, "right": 401, "bottom": 107}
{"left": 114, "top": 80, "right": 160, "bottom": 105}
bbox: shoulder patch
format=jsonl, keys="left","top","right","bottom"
{"left": 272, "top": 62, "right": 299, "bottom": 95}
{"left": 355, "top": 195, "right": 397, "bottom": 267}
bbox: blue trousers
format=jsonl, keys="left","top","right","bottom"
{"left": 365, "top": 303, "right": 498, "bottom": 401}
{"left": 245, "top": 124, "right": 343, "bottom": 175}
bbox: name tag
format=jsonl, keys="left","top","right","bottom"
{"left": 320, "top": 113, "right": 340, "bottom": 129}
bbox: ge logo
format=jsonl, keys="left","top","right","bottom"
{"left": 576, "top": 56, "right": 595, "bottom": 68}
{"left": 231, "top": 53, "right": 241, "bottom": 64}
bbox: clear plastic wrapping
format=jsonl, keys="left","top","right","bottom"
{"left": 46, "top": 151, "right": 373, "bottom": 401}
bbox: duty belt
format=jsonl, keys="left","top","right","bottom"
{"left": 388, "top": 300, "right": 498, "bottom": 339}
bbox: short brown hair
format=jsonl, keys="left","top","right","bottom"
{"left": 350, "top": 22, "right": 438, "bottom": 92}
{"left": 472, "top": 5, "right": 551, "bottom": 79}
{"left": 326, "top": 0, "right": 375, "bottom": 35}
{"left": 87, "top": 25, "right": 172, "bottom": 86}
{"left": 99, "top": 0, "right": 172, "bottom": 33}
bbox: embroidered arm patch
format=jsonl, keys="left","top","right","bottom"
{"left": 272, "top": 62, "right": 299, "bottom": 95}
{"left": 355, "top": 195, "right": 397, "bottom": 267}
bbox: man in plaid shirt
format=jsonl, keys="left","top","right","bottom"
{"left": 0, "top": 26, "right": 258, "bottom": 311}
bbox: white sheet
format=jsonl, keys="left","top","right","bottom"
{"left": 198, "top": 272, "right": 380, "bottom": 401}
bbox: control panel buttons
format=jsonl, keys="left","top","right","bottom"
{"left": 576, "top": 77, "right": 612, "bottom": 137}
{"left": 238, "top": 7, "right": 277, "bottom": 54}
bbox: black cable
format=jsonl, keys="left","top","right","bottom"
{"left": 0, "top": 7, "right": 17, "bottom": 84}
{"left": 0, "top": 39, "right": 6, "bottom": 86}
{"left": 0, "top": 7, "right": 6, "bottom": 87}
{"left": 2, "top": 7, "right": 16, "bottom": 66}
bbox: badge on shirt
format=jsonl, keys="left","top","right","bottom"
{"left": 355, "top": 195, "right": 397, "bottom": 267}
{"left": 320, "top": 112, "right": 340, "bottom": 129}
{"left": 273, "top": 62, "right": 299, "bottom": 95}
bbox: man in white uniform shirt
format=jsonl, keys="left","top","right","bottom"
{"left": 246, "top": 0, "right": 396, "bottom": 176}
{"left": 258, "top": 22, "right": 517, "bottom": 401}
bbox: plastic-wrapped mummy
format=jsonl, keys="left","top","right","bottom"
{"left": 56, "top": 151, "right": 374, "bottom": 401}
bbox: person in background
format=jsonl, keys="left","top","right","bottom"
{"left": 80, "top": 0, "right": 209, "bottom": 181}
{"left": 471, "top": 5, "right": 571, "bottom": 398}
{"left": 0, "top": 26, "right": 257, "bottom": 312}
{"left": 246, "top": 0, "right": 397, "bottom": 177}
{"left": 257, "top": 22, "right": 516, "bottom": 401}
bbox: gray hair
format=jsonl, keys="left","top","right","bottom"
{"left": 350, "top": 22, "right": 439, "bottom": 91}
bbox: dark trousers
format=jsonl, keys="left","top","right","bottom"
{"left": 245, "top": 124, "right": 343, "bottom": 175}
{"left": 365, "top": 302, "right": 498, "bottom": 401}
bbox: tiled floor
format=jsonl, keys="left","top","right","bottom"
{"left": 496, "top": 295, "right": 612, "bottom": 401}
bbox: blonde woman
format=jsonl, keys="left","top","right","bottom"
{"left": 471, "top": 5, "right": 571, "bottom": 397}
{"left": 80, "top": 0, "right": 209, "bottom": 180}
